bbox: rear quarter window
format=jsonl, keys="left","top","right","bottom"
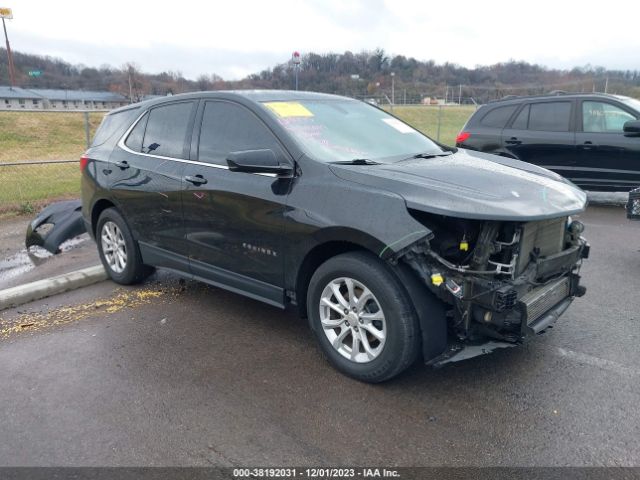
{"left": 479, "top": 105, "right": 518, "bottom": 128}
{"left": 91, "top": 108, "right": 140, "bottom": 147}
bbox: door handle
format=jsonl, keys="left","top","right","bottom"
{"left": 114, "top": 160, "right": 130, "bottom": 170}
{"left": 579, "top": 141, "right": 598, "bottom": 150}
{"left": 185, "top": 174, "right": 208, "bottom": 185}
{"left": 505, "top": 137, "right": 522, "bottom": 145}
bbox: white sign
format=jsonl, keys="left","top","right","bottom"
{"left": 0, "top": 8, "right": 12, "bottom": 19}
{"left": 382, "top": 118, "right": 416, "bottom": 134}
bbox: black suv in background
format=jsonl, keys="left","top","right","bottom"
{"left": 82, "top": 90, "right": 589, "bottom": 382}
{"left": 456, "top": 93, "right": 640, "bottom": 191}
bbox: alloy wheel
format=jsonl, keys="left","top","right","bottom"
{"left": 319, "top": 277, "right": 387, "bottom": 363}
{"left": 101, "top": 221, "right": 127, "bottom": 274}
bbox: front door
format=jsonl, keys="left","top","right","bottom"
{"left": 181, "top": 100, "right": 293, "bottom": 306}
{"left": 575, "top": 100, "right": 640, "bottom": 190}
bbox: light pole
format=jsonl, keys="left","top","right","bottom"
{"left": 391, "top": 72, "right": 395, "bottom": 106}
{"left": 1, "top": 7, "right": 16, "bottom": 87}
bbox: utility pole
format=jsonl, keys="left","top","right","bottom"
{"left": 604, "top": 77, "right": 609, "bottom": 94}
{"left": 128, "top": 68, "right": 133, "bottom": 103}
{"left": 1, "top": 8, "right": 16, "bottom": 87}
{"left": 458, "top": 84, "right": 462, "bottom": 105}
{"left": 391, "top": 72, "right": 395, "bottom": 105}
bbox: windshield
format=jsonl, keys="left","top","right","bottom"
{"left": 261, "top": 99, "right": 445, "bottom": 163}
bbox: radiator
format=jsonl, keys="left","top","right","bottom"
{"left": 520, "top": 277, "right": 570, "bottom": 325}
{"left": 516, "top": 217, "right": 567, "bottom": 275}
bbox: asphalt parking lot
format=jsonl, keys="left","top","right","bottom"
{"left": 0, "top": 204, "right": 639, "bottom": 467}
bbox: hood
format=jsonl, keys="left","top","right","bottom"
{"left": 329, "top": 149, "right": 587, "bottom": 221}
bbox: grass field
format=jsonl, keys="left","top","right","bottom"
{"left": 0, "top": 111, "right": 105, "bottom": 163}
{"left": 389, "top": 105, "right": 476, "bottom": 145}
{"left": 0, "top": 106, "right": 475, "bottom": 215}
{"left": 0, "top": 111, "right": 105, "bottom": 215}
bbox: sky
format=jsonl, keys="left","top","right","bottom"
{"left": 4, "top": 0, "right": 640, "bottom": 80}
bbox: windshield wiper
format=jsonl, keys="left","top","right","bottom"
{"left": 331, "top": 158, "right": 380, "bottom": 165}
{"left": 405, "top": 151, "right": 453, "bottom": 160}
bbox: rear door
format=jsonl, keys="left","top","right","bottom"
{"left": 460, "top": 104, "right": 518, "bottom": 151}
{"left": 575, "top": 99, "right": 640, "bottom": 190}
{"left": 181, "top": 99, "right": 293, "bottom": 306}
{"left": 109, "top": 100, "right": 197, "bottom": 264}
{"left": 501, "top": 100, "right": 576, "bottom": 177}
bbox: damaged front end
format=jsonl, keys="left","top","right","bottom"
{"left": 395, "top": 211, "right": 589, "bottom": 366}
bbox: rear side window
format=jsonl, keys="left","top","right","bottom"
{"left": 142, "top": 102, "right": 195, "bottom": 158}
{"left": 198, "top": 101, "right": 282, "bottom": 165}
{"left": 480, "top": 105, "right": 517, "bottom": 128}
{"left": 528, "top": 102, "right": 572, "bottom": 132}
{"left": 92, "top": 108, "right": 139, "bottom": 147}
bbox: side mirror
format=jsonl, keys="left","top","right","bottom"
{"left": 623, "top": 120, "right": 640, "bottom": 137}
{"left": 226, "top": 149, "right": 293, "bottom": 175}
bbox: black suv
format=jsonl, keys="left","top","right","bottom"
{"left": 82, "top": 90, "right": 589, "bottom": 382}
{"left": 456, "top": 93, "right": 640, "bottom": 191}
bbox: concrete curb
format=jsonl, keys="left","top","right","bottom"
{"left": 587, "top": 191, "right": 629, "bottom": 206}
{"left": 0, "top": 265, "right": 107, "bottom": 311}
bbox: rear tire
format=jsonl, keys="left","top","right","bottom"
{"left": 96, "top": 208, "right": 153, "bottom": 285}
{"left": 307, "top": 251, "right": 420, "bottom": 383}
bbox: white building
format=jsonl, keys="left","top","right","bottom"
{"left": 0, "top": 86, "right": 44, "bottom": 109}
{"left": 0, "top": 86, "right": 129, "bottom": 111}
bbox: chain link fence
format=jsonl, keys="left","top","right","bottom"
{"left": 0, "top": 110, "right": 105, "bottom": 215}
{"left": 0, "top": 105, "right": 476, "bottom": 216}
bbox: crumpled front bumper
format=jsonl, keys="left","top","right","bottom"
{"left": 426, "top": 264, "right": 587, "bottom": 368}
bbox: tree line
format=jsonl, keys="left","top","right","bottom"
{"left": 2, "top": 47, "right": 639, "bottom": 103}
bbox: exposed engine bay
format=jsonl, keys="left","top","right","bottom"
{"left": 395, "top": 210, "right": 589, "bottom": 365}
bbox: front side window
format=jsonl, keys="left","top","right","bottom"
{"left": 261, "top": 99, "right": 445, "bottom": 163}
{"left": 141, "top": 102, "right": 194, "bottom": 158}
{"left": 480, "top": 105, "right": 517, "bottom": 128}
{"left": 198, "top": 101, "right": 282, "bottom": 165}
{"left": 528, "top": 102, "right": 572, "bottom": 132}
{"left": 582, "top": 101, "right": 636, "bottom": 133}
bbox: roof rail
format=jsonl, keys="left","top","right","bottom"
{"left": 489, "top": 90, "right": 615, "bottom": 104}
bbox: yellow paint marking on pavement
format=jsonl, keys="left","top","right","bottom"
{"left": 0, "top": 286, "right": 170, "bottom": 339}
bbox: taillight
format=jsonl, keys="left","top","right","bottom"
{"left": 456, "top": 131, "right": 471, "bottom": 144}
{"left": 80, "top": 154, "right": 89, "bottom": 171}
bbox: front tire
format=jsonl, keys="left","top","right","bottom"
{"left": 307, "top": 251, "right": 420, "bottom": 383}
{"left": 96, "top": 208, "right": 152, "bottom": 285}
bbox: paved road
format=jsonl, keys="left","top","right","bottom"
{"left": 0, "top": 205, "right": 638, "bottom": 466}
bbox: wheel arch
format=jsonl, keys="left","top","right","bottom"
{"left": 295, "top": 240, "right": 370, "bottom": 319}
{"left": 294, "top": 232, "right": 448, "bottom": 363}
{"left": 91, "top": 198, "right": 117, "bottom": 237}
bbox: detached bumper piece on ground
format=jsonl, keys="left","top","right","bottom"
{"left": 25, "top": 200, "right": 86, "bottom": 254}
{"left": 627, "top": 188, "right": 640, "bottom": 220}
